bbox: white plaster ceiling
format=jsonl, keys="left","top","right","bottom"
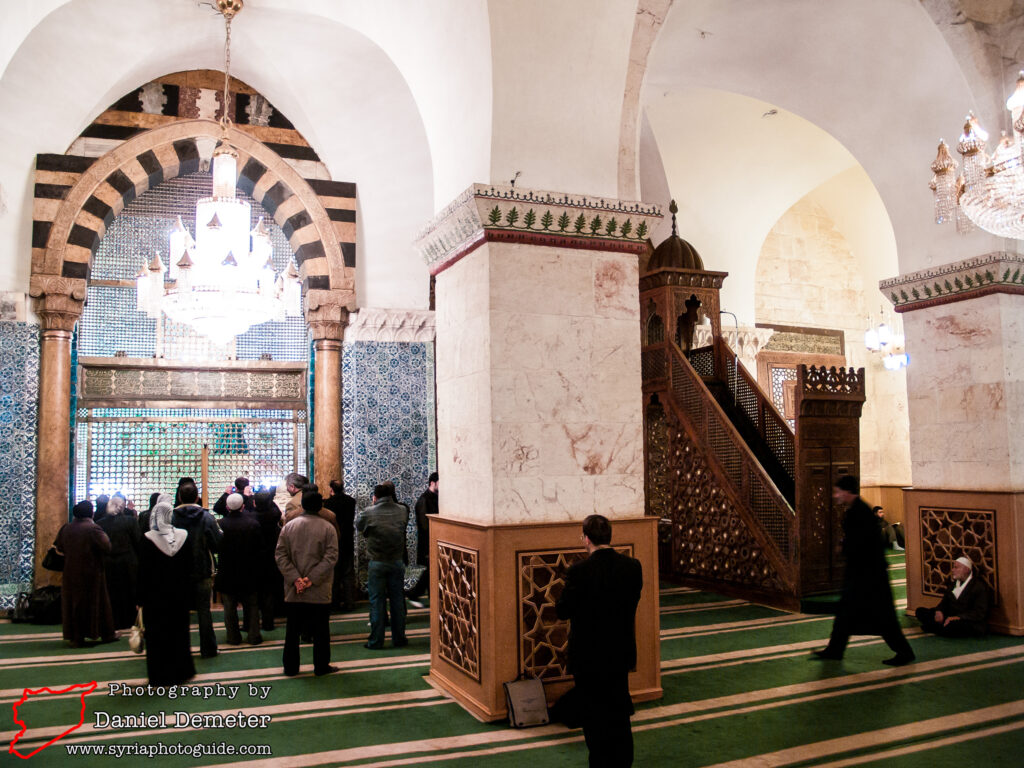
{"left": 640, "top": 0, "right": 1008, "bottom": 323}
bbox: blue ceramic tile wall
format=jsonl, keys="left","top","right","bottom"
{"left": 342, "top": 341, "right": 436, "bottom": 588}
{"left": 0, "top": 322, "right": 39, "bottom": 608}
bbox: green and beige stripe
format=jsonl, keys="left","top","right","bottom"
{"left": 3, "top": 555, "right": 1023, "bottom": 766}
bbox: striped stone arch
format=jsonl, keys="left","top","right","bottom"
{"left": 33, "top": 118, "right": 354, "bottom": 311}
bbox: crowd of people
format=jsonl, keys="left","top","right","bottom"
{"left": 50, "top": 471, "right": 440, "bottom": 684}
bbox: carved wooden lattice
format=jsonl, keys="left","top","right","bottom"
{"left": 517, "top": 546, "right": 633, "bottom": 680}
{"left": 648, "top": 401, "right": 787, "bottom": 592}
{"left": 919, "top": 508, "right": 997, "bottom": 600}
{"left": 437, "top": 542, "right": 480, "bottom": 680}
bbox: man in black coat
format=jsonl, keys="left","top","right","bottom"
{"left": 216, "top": 493, "right": 263, "bottom": 645}
{"left": 324, "top": 479, "right": 357, "bottom": 611}
{"left": 916, "top": 555, "right": 991, "bottom": 637}
{"left": 408, "top": 472, "right": 438, "bottom": 606}
{"left": 814, "top": 475, "right": 915, "bottom": 666}
{"left": 556, "top": 515, "right": 643, "bottom": 767}
{"left": 172, "top": 482, "right": 223, "bottom": 658}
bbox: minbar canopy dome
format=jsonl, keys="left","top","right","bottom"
{"left": 646, "top": 200, "right": 704, "bottom": 272}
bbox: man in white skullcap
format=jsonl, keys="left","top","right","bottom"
{"left": 915, "top": 555, "right": 992, "bottom": 637}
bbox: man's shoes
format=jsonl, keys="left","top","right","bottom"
{"left": 363, "top": 642, "right": 383, "bottom": 650}
{"left": 315, "top": 665, "right": 338, "bottom": 676}
{"left": 393, "top": 639, "right": 408, "bottom": 648}
{"left": 882, "top": 653, "right": 915, "bottom": 667}
{"left": 812, "top": 649, "right": 843, "bottom": 660}
{"left": 201, "top": 651, "right": 219, "bottom": 659}
{"left": 283, "top": 669, "right": 298, "bottom": 677}
{"left": 407, "top": 599, "right": 425, "bottom": 609}
{"left": 247, "top": 636, "right": 263, "bottom": 646}
{"left": 226, "top": 638, "right": 242, "bottom": 646}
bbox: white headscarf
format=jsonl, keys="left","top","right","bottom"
{"left": 145, "top": 494, "right": 187, "bottom": 556}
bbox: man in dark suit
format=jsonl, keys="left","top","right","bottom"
{"left": 556, "top": 515, "right": 643, "bottom": 767}
{"left": 814, "top": 475, "right": 915, "bottom": 666}
{"left": 916, "top": 555, "right": 991, "bottom": 636}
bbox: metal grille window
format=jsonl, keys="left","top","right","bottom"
{"left": 75, "top": 407, "right": 306, "bottom": 504}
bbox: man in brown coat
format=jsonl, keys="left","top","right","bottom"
{"left": 275, "top": 490, "right": 339, "bottom": 676}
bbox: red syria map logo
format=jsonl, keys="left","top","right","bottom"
{"left": 9, "top": 681, "right": 98, "bottom": 759}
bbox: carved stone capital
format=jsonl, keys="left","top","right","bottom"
{"left": 305, "top": 290, "right": 351, "bottom": 341}
{"left": 415, "top": 184, "right": 663, "bottom": 276}
{"left": 345, "top": 308, "right": 436, "bottom": 342}
{"left": 29, "top": 275, "right": 86, "bottom": 331}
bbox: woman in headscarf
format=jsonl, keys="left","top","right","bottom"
{"left": 137, "top": 495, "right": 195, "bottom": 685}
{"left": 54, "top": 500, "right": 116, "bottom": 647}
{"left": 97, "top": 494, "right": 140, "bottom": 629}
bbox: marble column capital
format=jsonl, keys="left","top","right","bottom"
{"left": 305, "top": 290, "right": 351, "bottom": 341}
{"left": 29, "top": 274, "right": 86, "bottom": 331}
{"left": 881, "top": 251, "right": 1024, "bottom": 312}
{"left": 415, "top": 183, "right": 663, "bottom": 276}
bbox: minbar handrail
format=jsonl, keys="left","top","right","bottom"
{"left": 716, "top": 336, "right": 796, "bottom": 481}
{"left": 651, "top": 339, "right": 798, "bottom": 571}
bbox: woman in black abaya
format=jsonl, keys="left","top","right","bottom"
{"left": 137, "top": 496, "right": 195, "bottom": 685}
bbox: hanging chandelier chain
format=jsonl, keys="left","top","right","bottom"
{"left": 221, "top": 13, "right": 233, "bottom": 130}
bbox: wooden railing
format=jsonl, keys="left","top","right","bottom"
{"left": 717, "top": 337, "right": 795, "bottom": 487}
{"left": 647, "top": 339, "right": 798, "bottom": 580}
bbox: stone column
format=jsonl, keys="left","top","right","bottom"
{"left": 416, "top": 184, "right": 663, "bottom": 720}
{"left": 881, "top": 252, "right": 1024, "bottom": 634}
{"left": 306, "top": 293, "right": 349, "bottom": 493}
{"left": 28, "top": 276, "right": 85, "bottom": 586}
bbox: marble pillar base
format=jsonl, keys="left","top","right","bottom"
{"left": 904, "top": 488, "right": 1024, "bottom": 635}
{"left": 427, "top": 516, "right": 662, "bottom": 722}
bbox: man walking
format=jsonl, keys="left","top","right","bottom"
{"left": 814, "top": 475, "right": 915, "bottom": 666}
{"left": 275, "top": 489, "right": 339, "bottom": 676}
{"left": 356, "top": 483, "right": 409, "bottom": 649}
{"left": 556, "top": 515, "right": 643, "bottom": 767}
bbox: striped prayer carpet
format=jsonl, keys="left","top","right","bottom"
{"left": 3, "top": 554, "right": 1023, "bottom": 766}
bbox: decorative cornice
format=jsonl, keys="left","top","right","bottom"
{"left": 344, "top": 308, "right": 436, "bottom": 343}
{"left": 29, "top": 275, "right": 86, "bottom": 331}
{"left": 880, "top": 252, "right": 1024, "bottom": 312}
{"left": 415, "top": 184, "right": 662, "bottom": 276}
{"left": 640, "top": 269, "right": 728, "bottom": 291}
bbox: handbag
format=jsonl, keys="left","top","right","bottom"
{"left": 42, "top": 545, "right": 64, "bottom": 571}
{"left": 27, "top": 586, "right": 62, "bottom": 624}
{"left": 503, "top": 674, "right": 549, "bottom": 728}
{"left": 129, "top": 607, "right": 145, "bottom": 654}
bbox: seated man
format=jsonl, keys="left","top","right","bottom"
{"left": 915, "top": 556, "right": 991, "bottom": 637}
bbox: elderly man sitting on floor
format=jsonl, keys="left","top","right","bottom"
{"left": 915, "top": 555, "right": 991, "bottom": 637}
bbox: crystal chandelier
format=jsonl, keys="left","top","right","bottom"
{"left": 135, "top": 0, "right": 301, "bottom": 345}
{"left": 930, "top": 72, "right": 1024, "bottom": 239}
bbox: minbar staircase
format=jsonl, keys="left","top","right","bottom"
{"left": 642, "top": 330, "right": 866, "bottom": 610}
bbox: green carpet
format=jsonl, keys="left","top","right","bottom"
{"left": 3, "top": 555, "right": 1023, "bottom": 766}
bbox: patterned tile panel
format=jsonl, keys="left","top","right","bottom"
{"left": 0, "top": 322, "right": 40, "bottom": 608}
{"left": 342, "top": 341, "right": 436, "bottom": 588}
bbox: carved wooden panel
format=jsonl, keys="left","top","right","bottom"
{"left": 79, "top": 360, "right": 306, "bottom": 407}
{"left": 919, "top": 507, "right": 997, "bottom": 600}
{"left": 517, "top": 546, "right": 633, "bottom": 681}
{"left": 647, "top": 400, "right": 786, "bottom": 593}
{"left": 437, "top": 542, "right": 480, "bottom": 680}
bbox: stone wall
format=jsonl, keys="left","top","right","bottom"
{"left": 756, "top": 199, "right": 911, "bottom": 487}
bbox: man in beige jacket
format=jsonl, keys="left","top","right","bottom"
{"left": 275, "top": 489, "right": 339, "bottom": 676}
